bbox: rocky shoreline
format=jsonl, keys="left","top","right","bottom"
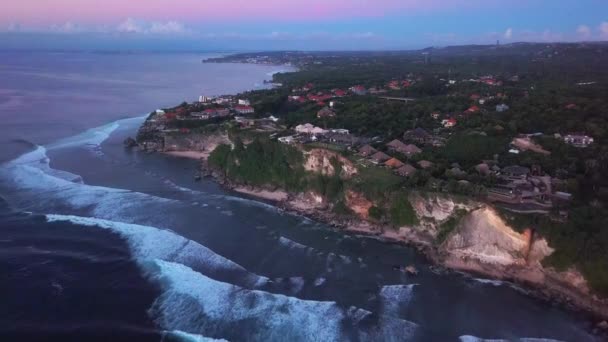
{"left": 129, "top": 137, "right": 608, "bottom": 336}
{"left": 201, "top": 166, "right": 608, "bottom": 336}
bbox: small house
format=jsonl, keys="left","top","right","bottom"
{"left": 384, "top": 158, "right": 405, "bottom": 169}
{"left": 402, "top": 144, "right": 422, "bottom": 157}
{"left": 317, "top": 107, "right": 336, "bottom": 118}
{"left": 349, "top": 85, "right": 368, "bottom": 96}
{"left": 501, "top": 165, "right": 530, "bottom": 180}
{"left": 403, "top": 128, "right": 432, "bottom": 145}
{"left": 359, "top": 145, "right": 378, "bottom": 157}
{"left": 369, "top": 151, "right": 391, "bottom": 164}
{"left": 442, "top": 118, "right": 457, "bottom": 128}
{"left": 496, "top": 104, "right": 509, "bottom": 112}
{"left": 235, "top": 105, "right": 255, "bottom": 115}
{"left": 386, "top": 139, "right": 409, "bottom": 154}
{"left": 395, "top": 164, "right": 417, "bottom": 178}
{"left": 563, "top": 134, "right": 594, "bottom": 148}
{"left": 418, "top": 160, "right": 434, "bottom": 169}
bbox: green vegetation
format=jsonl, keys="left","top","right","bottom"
{"left": 368, "top": 206, "right": 384, "bottom": 221}
{"left": 352, "top": 165, "right": 404, "bottom": 201}
{"left": 208, "top": 137, "right": 306, "bottom": 191}
{"left": 440, "top": 133, "right": 509, "bottom": 167}
{"left": 498, "top": 207, "right": 608, "bottom": 296}
{"left": 389, "top": 193, "right": 419, "bottom": 227}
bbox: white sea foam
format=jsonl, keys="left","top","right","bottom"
{"left": 163, "top": 330, "right": 229, "bottom": 342}
{"left": 472, "top": 278, "right": 505, "bottom": 287}
{"left": 1, "top": 145, "right": 177, "bottom": 222}
{"left": 278, "top": 236, "right": 309, "bottom": 251}
{"left": 146, "top": 260, "right": 417, "bottom": 342}
{"left": 45, "top": 214, "right": 268, "bottom": 288}
{"left": 459, "top": 336, "right": 565, "bottom": 342}
{"left": 46, "top": 121, "right": 119, "bottom": 151}
{"left": 379, "top": 284, "right": 418, "bottom": 317}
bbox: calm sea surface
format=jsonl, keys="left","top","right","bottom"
{"left": 0, "top": 51, "right": 599, "bottom": 342}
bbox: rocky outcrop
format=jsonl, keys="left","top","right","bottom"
{"left": 409, "top": 192, "right": 479, "bottom": 222}
{"left": 344, "top": 190, "right": 373, "bottom": 219}
{"left": 123, "top": 137, "right": 138, "bottom": 148}
{"left": 441, "top": 207, "right": 538, "bottom": 266}
{"left": 304, "top": 149, "right": 357, "bottom": 178}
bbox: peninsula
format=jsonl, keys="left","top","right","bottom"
{"left": 133, "top": 43, "right": 608, "bottom": 329}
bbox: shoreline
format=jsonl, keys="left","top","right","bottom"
{"left": 205, "top": 171, "right": 608, "bottom": 326}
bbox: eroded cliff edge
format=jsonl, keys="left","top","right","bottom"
{"left": 133, "top": 129, "right": 608, "bottom": 324}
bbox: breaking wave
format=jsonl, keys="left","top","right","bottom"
{"left": 459, "top": 336, "right": 565, "bottom": 342}
{"left": 146, "top": 260, "right": 418, "bottom": 342}
{"left": 162, "top": 330, "right": 229, "bottom": 342}
{"left": 45, "top": 214, "right": 268, "bottom": 289}
{"left": 1, "top": 145, "right": 177, "bottom": 222}
{"left": 379, "top": 284, "right": 417, "bottom": 317}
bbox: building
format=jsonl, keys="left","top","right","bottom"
{"left": 402, "top": 144, "right": 422, "bottom": 157}
{"left": 235, "top": 105, "right": 255, "bottom": 115}
{"left": 278, "top": 136, "right": 295, "bottom": 144}
{"left": 238, "top": 99, "right": 251, "bottom": 106}
{"left": 385, "top": 158, "right": 405, "bottom": 169}
{"left": 388, "top": 81, "right": 400, "bottom": 90}
{"left": 386, "top": 139, "right": 409, "bottom": 154}
{"left": 563, "top": 134, "right": 594, "bottom": 148}
{"left": 333, "top": 89, "right": 347, "bottom": 97}
{"left": 317, "top": 107, "right": 336, "bottom": 118}
{"left": 325, "top": 132, "right": 358, "bottom": 146}
{"left": 430, "top": 112, "right": 440, "bottom": 120}
{"left": 565, "top": 103, "right": 578, "bottom": 110}
{"left": 496, "top": 104, "right": 509, "bottom": 112}
{"left": 396, "top": 164, "right": 417, "bottom": 177}
{"left": 190, "top": 111, "right": 210, "bottom": 120}
{"left": 234, "top": 116, "right": 255, "bottom": 127}
{"left": 295, "top": 123, "right": 326, "bottom": 135}
{"left": 466, "top": 105, "right": 480, "bottom": 113}
{"left": 501, "top": 165, "right": 530, "bottom": 181}
{"left": 213, "top": 108, "right": 229, "bottom": 117}
{"left": 418, "top": 160, "right": 434, "bottom": 169}
{"left": 475, "top": 163, "right": 491, "bottom": 175}
{"left": 369, "top": 151, "right": 391, "bottom": 164}
{"left": 403, "top": 128, "right": 432, "bottom": 145}
{"left": 349, "top": 85, "right": 367, "bottom": 96}
{"left": 359, "top": 145, "right": 378, "bottom": 157}
{"left": 442, "top": 118, "right": 457, "bottom": 128}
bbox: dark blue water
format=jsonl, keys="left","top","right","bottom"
{"left": 0, "top": 52, "right": 600, "bottom": 342}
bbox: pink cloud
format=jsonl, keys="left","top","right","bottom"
{"left": 1, "top": 0, "right": 493, "bottom": 26}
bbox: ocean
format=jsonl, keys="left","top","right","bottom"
{"left": 0, "top": 51, "right": 599, "bottom": 342}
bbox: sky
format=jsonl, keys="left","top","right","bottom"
{"left": 1, "top": 0, "right": 607, "bottom": 51}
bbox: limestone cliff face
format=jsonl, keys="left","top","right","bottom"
{"left": 442, "top": 208, "right": 537, "bottom": 266}
{"left": 304, "top": 149, "right": 357, "bottom": 178}
{"left": 408, "top": 192, "right": 480, "bottom": 236}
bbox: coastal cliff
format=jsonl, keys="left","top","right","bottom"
{"left": 133, "top": 125, "right": 608, "bottom": 324}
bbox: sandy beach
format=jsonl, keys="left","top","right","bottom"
{"left": 163, "top": 150, "right": 210, "bottom": 160}
{"left": 232, "top": 186, "right": 289, "bottom": 202}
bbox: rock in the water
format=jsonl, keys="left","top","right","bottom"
{"left": 405, "top": 265, "right": 419, "bottom": 275}
{"left": 124, "top": 137, "right": 138, "bottom": 148}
